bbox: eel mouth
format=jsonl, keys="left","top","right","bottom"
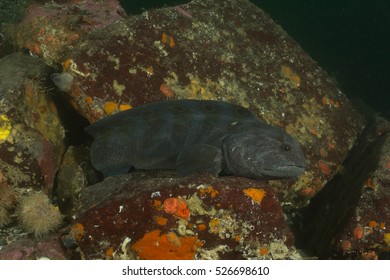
{"left": 248, "top": 165, "right": 306, "bottom": 179}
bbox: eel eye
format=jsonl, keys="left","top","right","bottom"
{"left": 281, "top": 143, "right": 291, "bottom": 151}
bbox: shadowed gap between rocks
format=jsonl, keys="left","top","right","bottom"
{"left": 49, "top": 82, "right": 96, "bottom": 215}
{"left": 49, "top": 92, "right": 91, "bottom": 147}
{"left": 295, "top": 115, "right": 387, "bottom": 258}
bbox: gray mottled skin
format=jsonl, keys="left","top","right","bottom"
{"left": 85, "top": 100, "right": 306, "bottom": 179}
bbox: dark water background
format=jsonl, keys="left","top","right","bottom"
{"left": 121, "top": 0, "right": 390, "bottom": 119}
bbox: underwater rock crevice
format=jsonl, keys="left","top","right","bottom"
{"left": 296, "top": 115, "right": 387, "bottom": 258}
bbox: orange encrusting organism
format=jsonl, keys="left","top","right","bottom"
{"left": 161, "top": 32, "right": 168, "bottom": 44}
{"left": 340, "top": 240, "right": 352, "bottom": 251}
{"left": 63, "top": 58, "right": 73, "bottom": 71}
{"left": 321, "top": 96, "right": 341, "bottom": 108}
{"left": 163, "top": 197, "right": 190, "bottom": 219}
{"left": 353, "top": 226, "right": 364, "bottom": 240}
{"left": 175, "top": 199, "right": 190, "bottom": 219}
{"left": 85, "top": 96, "right": 93, "bottom": 105}
{"left": 155, "top": 216, "right": 168, "bottom": 226}
{"left": 119, "top": 104, "right": 132, "bottom": 111}
{"left": 152, "top": 199, "right": 163, "bottom": 211}
{"left": 299, "top": 187, "right": 315, "bottom": 198}
{"left": 318, "top": 160, "right": 331, "bottom": 175}
{"left": 166, "top": 232, "right": 181, "bottom": 246}
{"left": 365, "top": 177, "right": 379, "bottom": 190}
{"left": 104, "top": 101, "right": 118, "bottom": 115}
{"left": 243, "top": 188, "right": 266, "bottom": 205}
{"left": 131, "top": 229, "right": 202, "bottom": 260}
{"left": 259, "top": 247, "right": 269, "bottom": 256}
{"left": 70, "top": 223, "right": 85, "bottom": 241}
{"left": 368, "top": 220, "right": 377, "bottom": 228}
{"left": 106, "top": 247, "right": 114, "bottom": 258}
{"left": 163, "top": 197, "right": 178, "bottom": 214}
{"left": 280, "top": 65, "right": 301, "bottom": 89}
{"left": 367, "top": 220, "right": 377, "bottom": 234}
{"left": 197, "top": 224, "right": 207, "bottom": 231}
{"left": 161, "top": 32, "right": 175, "bottom": 48}
{"left": 160, "top": 83, "right": 175, "bottom": 97}
{"left": 198, "top": 185, "right": 219, "bottom": 198}
{"left": 169, "top": 36, "right": 175, "bottom": 48}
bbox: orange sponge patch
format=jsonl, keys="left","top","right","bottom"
{"left": 163, "top": 197, "right": 190, "bottom": 219}
{"left": 131, "top": 230, "right": 202, "bottom": 260}
{"left": 243, "top": 188, "right": 266, "bottom": 205}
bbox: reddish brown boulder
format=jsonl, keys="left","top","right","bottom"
{"left": 0, "top": 53, "right": 66, "bottom": 247}
{"left": 334, "top": 119, "right": 390, "bottom": 259}
{"left": 6, "top": 0, "right": 125, "bottom": 65}
{"left": 56, "top": 145, "right": 98, "bottom": 218}
{"left": 71, "top": 173, "right": 302, "bottom": 260}
{"left": 60, "top": 0, "right": 368, "bottom": 260}
{"left": 298, "top": 116, "right": 390, "bottom": 259}
{"left": 0, "top": 235, "right": 67, "bottom": 260}
{"left": 3, "top": 0, "right": 383, "bottom": 260}
{"left": 0, "top": 53, "right": 65, "bottom": 192}
{"left": 57, "top": 0, "right": 365, "bottom": 205}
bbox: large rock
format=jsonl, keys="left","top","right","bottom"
{"left": 60, "top": 0, "right": 365, "bottom": 204}
{"left": 0, "top": 53, "right": 65, "bottom": 192}
{"left": 0, "top": 53, "right": 66, "bottom": 252}
{"left": 6, "top": 0, "right": 125, "bottom": 65}
{"left": 2, "top": 0, "right": 380, "bottom": 260}
{"left": 70, "top": 173, "right": 302, "bottom": 260}
{"left": 0, "top": 235, "right": 67, "bottom": 260}
{"left": 59, "top": 0, "right": 368, "bottom": 259}
{"left": 56, "top": 145, "right": 99, "bottom": 218}
{"left": 298, "top": 116, "right": 390, "bottom": 259}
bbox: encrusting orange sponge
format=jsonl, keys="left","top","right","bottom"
{"left": 163, "top": 197, "right": 190, "bottom": 219}
{"left": 131, "top": 229, "right": 202, "bottom": 260}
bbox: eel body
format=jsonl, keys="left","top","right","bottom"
{"left": 85, "top": 100, "right": 306, "bottom": 179}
